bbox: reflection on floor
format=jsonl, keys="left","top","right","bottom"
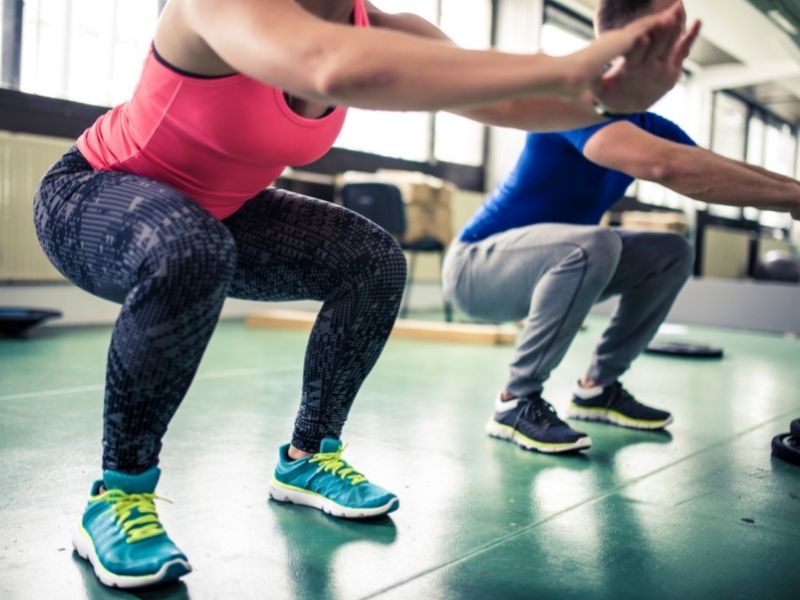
{"left": 1, "top": 316, "right": 799, "bottom": 599}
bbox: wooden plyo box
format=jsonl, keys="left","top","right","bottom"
{"left": 245, "top": 310, "right": 518, "bottom": 345}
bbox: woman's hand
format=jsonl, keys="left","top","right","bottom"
{"left": 590, "top": 4, "right": 701, "bottom": 113}
{"left": 558, "top": 2, "right": 700, "bottom": 112}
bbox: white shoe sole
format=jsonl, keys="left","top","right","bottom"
{"left": 486, "top": 419, "right": 591, "bottom": 454}
{"left": 567, "top": 404, "right": 674, "bottom": 430}
{"left": 269, "top": 478, "right": 399, "bottom": 519}
{"left": 72, "top": 525, "right": 191, "bottom": 589}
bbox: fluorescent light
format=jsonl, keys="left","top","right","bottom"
{"left": 768, "top": 9, "right": 798, "bottom": 35}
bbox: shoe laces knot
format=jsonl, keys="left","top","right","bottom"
{"left": 309, "top": 444, "right": 367, "bottom": 485}
{"left": 520, "top": 397, "right": 564, "bottom": 429}
{"left": 609, "top": 382, "right": 640, "bottom": 411}
{"left": 100, "top": 490, "right": 170, "bottom": 543}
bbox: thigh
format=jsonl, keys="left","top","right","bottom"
{"left": 449, "top": 223, "right": 612, "bottom": 321}
{"left": 600, "top": 229, "right": 693, "bottom": 299}
{"left": 222, "top": 187, "right": 402, "bottom": 301}
{"left": 34, "top": 148, "right": 228, "bottom": 303}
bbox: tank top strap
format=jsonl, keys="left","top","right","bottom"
{"left": 353, "top": 0, "right": 370, "bottom": 27}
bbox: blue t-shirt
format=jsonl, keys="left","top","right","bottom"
{"left": 458, "top": 112, "right": 696, "bottom": 242}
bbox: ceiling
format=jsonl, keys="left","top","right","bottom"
{"left": 746, "top": 1, "right": 800, "bottom": 48}
{"left": 557, "top": 0, "right": 800, "bottom": 123}
{"left": 741, "top": 1, "right": 800, "bottom": 121}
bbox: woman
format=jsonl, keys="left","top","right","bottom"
{"left": 34, "top": 0, "right": 697, "bottom": 589}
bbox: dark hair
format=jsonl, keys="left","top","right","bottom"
{"left": 597, "top": 0, "right": 654, "bottom": 31}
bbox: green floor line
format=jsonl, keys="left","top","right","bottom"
{"left": 363, "top": 409, "right": 800, "bottom": 600}
{"left": 0, "top": 365, "right": 295, "bottom": 402}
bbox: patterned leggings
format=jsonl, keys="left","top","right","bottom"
{"left": 34, "top": 148, "right": 407, "bottom": 473}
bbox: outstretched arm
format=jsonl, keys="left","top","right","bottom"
{"left": 364, "top": 5, "right": 601, "bottom": 130}
{"left": 364, "top": 0, "right": 699, "bottom": 130}
{"left": 582, "top": 121, "right": 800, "bottom": 216}
{"left": 183, "top": 0, "right": 689, "bottom": 115}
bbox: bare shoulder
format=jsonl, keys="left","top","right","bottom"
{"left": 362, "top": 0, "right": 450, "bottom": 40}
{"left": 362, "top": 0, "right": 387, "bottom": 22}
{"left": 152, "top": 0, "right": 233, "bottom": 75}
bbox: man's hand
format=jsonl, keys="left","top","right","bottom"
{"left": 590, "top": 3, "right": 701, "bottom": 114}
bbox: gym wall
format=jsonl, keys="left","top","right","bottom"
{"left": 0, "top": 131, "right": 71, "bottom": 281}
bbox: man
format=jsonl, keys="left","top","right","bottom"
{"left": 443, "top": 0, "right": 800, "bottom": 454}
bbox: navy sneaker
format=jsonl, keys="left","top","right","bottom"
{"left": 568, "top": 381, "right": 673, "bottom": 430}
{"left": 486, "top": 394, "right": 591, "bottom": 453}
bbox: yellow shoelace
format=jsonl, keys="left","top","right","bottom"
{"left": 309, "top": 444, "right": 367, "bottom": 485}
{"left": 96, "top": 490, "right": 170, "bottom": 543}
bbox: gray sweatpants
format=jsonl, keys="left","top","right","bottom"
{"left": 442, "top": 224, "right": 694, "bottom": 398}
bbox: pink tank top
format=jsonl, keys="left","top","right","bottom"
{"left": 77, "top": 1, "right": 369, "bottom": 220}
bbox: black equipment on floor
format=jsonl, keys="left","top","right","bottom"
{"left": 753, "top": 250, "right": 800, "bottom": 284}
{"left": 644, "top": 340, "right": 724, "bottom": 359}
{"left": 0, "top": 307, "right": 62, "bottom": 337}
{"left": 772, "top": 432, "right": 800, "bottom": 467}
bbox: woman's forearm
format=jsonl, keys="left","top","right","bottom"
{"left": 187, "top": 0, "right": 677, "bottom": 112}
{"left": 312, "top": 30, "right": 581, "bottom": 110}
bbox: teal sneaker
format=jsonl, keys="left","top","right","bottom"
{"left": 269, "top": 438, "right": 399, "bottom": 519}
{"left": 71, "top": 466, "right": 192, "bottom": 589}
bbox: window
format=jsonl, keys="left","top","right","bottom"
{"left": 336, "top": 0, "right": 492, "bottom": 165}
{"left": 796, "top": 133, "right": 800, "bottom": 178}
{"left": 540, "top": 4, "right": 592, "bottom": 56}
{"left": 638, "top": 82, "right": 698, "bottom": 211}
{"left": 759, "top": 118, "right": 796, "bottom": 229}
{"left": 433, "top": 0, "right": 491, "bottom": 165}
{"left": 651, "top": 82, "right": 691, "bottom": 133}
{"left": 742, "top": 113, "right": 766, "bottom": 221}
{"left": 18, "top": 0, "right": 159, "bottom": 106}
{"left": 3, "top": 0, "right": 493, "bottom": 168}
{"left": 711, "top": 93, "right": 747, "bottom": 161}
{"left": 334, "top": 0, "right": 438, "bottom": 162}
{"left": 540, "top": 22, "right": 588, "bottom": 55}
{"left": 711, "top": 96, "right": 797, "bottom": 231}
{"left": 709, "top": 93, "right": 748, "bottom": 219}
{"left": 763, "top": 118, "right": 795, "bottom": 177}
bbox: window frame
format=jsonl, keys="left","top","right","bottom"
{"left": 711, "top": 89, "right": 799, "bottom": 225}
{"left": 1, "top": 0, "right": 23, "bottom": 88}
{"left": 0, "top": 0, "right": 489, "bottom": 192}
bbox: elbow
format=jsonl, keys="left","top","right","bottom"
{"left": 295, "top": 47, "right": 344, "bottom": 102}
{"left": 641, "top": 154, "right": 705, "bottom": 198}
{"left": 642, "top": 151, "right": 682, "bottom": 186}
{"left": 315, "top": 64, "right": 397, "bottom": 104}
{"left": 280, "top": 37, "right": 360, "bottom": 103}
{"left": 308, "top": 39, "right": 397, "bottom": 105}
{"left": 646, "top": 160, "right": 675, "bottom": 184}
{"left": 311, "top": 54, "right": 349, "bottom": 100}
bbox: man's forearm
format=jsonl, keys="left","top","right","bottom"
{"left": 661, "top": 147, "right": 800, "bottom": 213}
{"left": 738, "top": 160, "right": 800, "bottom": 187}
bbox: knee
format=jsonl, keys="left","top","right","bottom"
{"left": 660, "top": 234, "right": 695, "bottom": 280}
{"left": 580, "top": 229, "right": 623, "bottom": 280}
{"left": 361, "top": 230, "right": 408, "bottom": 294}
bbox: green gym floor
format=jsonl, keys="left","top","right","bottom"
{"left": 1, "top": 314, "right": 799, "bottom": 599}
